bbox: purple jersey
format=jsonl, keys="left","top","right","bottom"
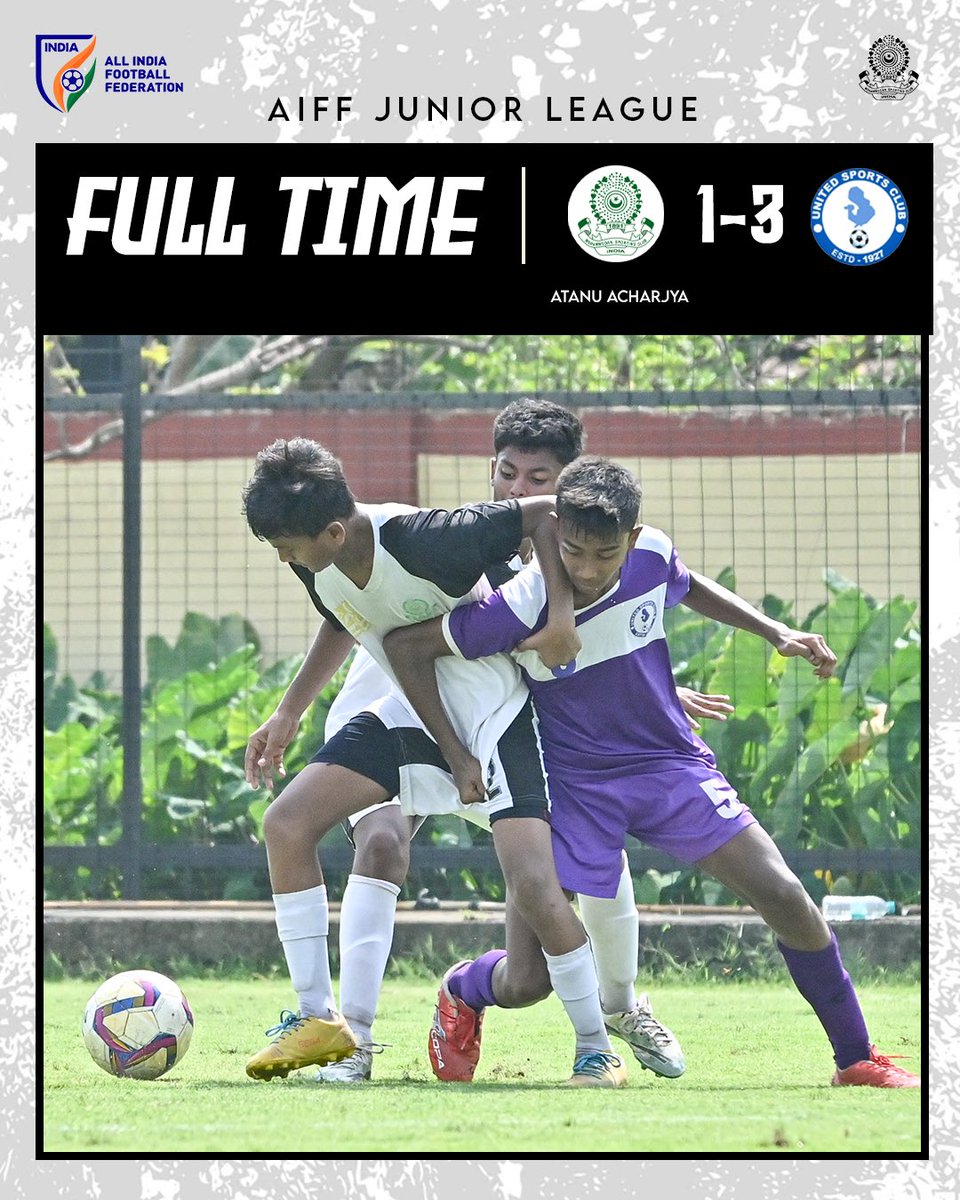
{"left": 443, "top": 526, "right": 716, "bottom": 776}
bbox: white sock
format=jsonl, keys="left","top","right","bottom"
{"left": 273, "top": 884, "right": 336, "bottom": 1020}
{"left": 577, "top": 859, "right": 639, "bottom": 1015}
{"left": 542, "top": 940, "right": 613, "bottom": 1056}
{"left": 338, "top": 873, "right": 401, "bottom": 1045}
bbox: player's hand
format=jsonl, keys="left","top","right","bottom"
{"left": 244, "top": 710, "right": 301, "bottom": 790}
{"left": 773, "top": 629, "right": 837, "bottom": 679}
{"left": 449, "top": 752, "right": 487, "bottom": 806}
{"left": 516, "top": 622, "right": 582, "bottom": 670}
{"left": 676, "top": 687, "right": 735, "bottom": 729}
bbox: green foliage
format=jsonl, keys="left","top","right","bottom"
{"left": 44, "top": 622, "right": 77, "bottom": 730}
{"left": 662, "top": 569, "right": 922, "bottom": 906}
{"left": 305, "top": 334, "right": 921, "bottom": 395}
{"left": 53, "top": 333, "right": 919, "bottom": 398}
{"left": 146, "top": 611, "right": 261, "bottom": 686}
{"left": 43, "top": 613, "right": 346, "bottom": 900}
{"left": 44, "top": 573, "right": 921, "bottom": 904}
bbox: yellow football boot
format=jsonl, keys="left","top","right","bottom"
{"left": 561, "top": 1050, "right": 628, "bottom": 1089}
{"left": 245, "top": 1009, "right": 357, "bottom": 1080}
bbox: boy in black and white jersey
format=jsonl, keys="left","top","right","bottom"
{"left": 241, "top": 433, "right": 628, "bottom": 1088}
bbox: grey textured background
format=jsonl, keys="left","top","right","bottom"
{"left": 14, "top": 1, "right": 956, "bottom": 1195}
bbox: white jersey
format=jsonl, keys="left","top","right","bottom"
{"left": 293, "top": 502, "right": 530, "bottom": 821}
{"left": 324, "top": 647, "right": 390, "bottom": 742}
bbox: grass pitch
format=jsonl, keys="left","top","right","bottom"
{"left": 43, "top": 976, "right": 923, "bottom": 1156}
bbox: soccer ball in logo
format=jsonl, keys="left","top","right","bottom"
{"left": 849, "top": 227, "right": 870, "bottom": 249}
{"left": 82, "top": 969, "right": 194, "bottom": 1079}
{"left": 61, "top": 69, "right": 85, "bottom": 92}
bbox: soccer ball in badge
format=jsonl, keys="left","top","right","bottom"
{"left": 849, "top": 227, "right": 870, "bottom": 249}
{"left": 82, "top": 969, "right": 194, "bottom": 1079}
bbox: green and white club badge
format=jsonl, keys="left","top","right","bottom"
{"left": 568, "top": 166, "right": 664, "bottom": 262}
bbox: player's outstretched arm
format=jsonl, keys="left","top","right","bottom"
{"left": 244, "top": 621, "right": 356, "bottom": 790}
{"left": 383, "top": 619, "right": 487, "bottom": 805}
{"left": 514, "top": 501, "right": 580, "bottom": 669}
{"left": 676, "top": 687, "right": 735, "bottom": 729}
{"left": 682, "top": 571, "right": 837, "bottom": 678}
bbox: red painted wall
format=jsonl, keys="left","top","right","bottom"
{"left": 44, "top": 405, "right": 920, "bottom": 506}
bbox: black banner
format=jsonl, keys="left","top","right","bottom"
{"left": 37, "top": 142, "right": 932, "bottom": 332}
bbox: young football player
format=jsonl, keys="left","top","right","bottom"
{"left": 241, "top": 437, "right": 626, "bottom": 1088}
{"left": 383, "top": 456, "right": 920, "bottom": 1089}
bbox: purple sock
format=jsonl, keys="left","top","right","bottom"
{"left": 777, "top": 932, "right": 871, "bottom": 1069}
{"left": 448, "top": 950, "right": 507, "bottom": 1011}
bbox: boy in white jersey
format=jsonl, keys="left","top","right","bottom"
{"left": 241, "top": 438, "right": 628, "bottom": 1088}
{"left": 385, "top": 457, "right": 920, "bottom": 1089}
{"left": 313, "top": 401, "right": 718, "bottom": 1083}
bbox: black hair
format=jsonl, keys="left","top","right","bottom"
{"left": 241, "top": 438, "right": 356, "bottom": 540}
{"left": 492, "top": 398, "right": 584, "bottom": 465}
{"left": 555, "top": 456, "right": 641, "bottom": 539}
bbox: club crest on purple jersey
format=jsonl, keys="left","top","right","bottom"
{"left": 629, "top": 600, "right": 658, "bottom": 639}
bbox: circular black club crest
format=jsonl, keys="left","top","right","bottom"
{"left": 590, "top": 172, "right": 642, "bottom": 231}
{"left": 869, "top": 35, "right": 909, "bottom": 80}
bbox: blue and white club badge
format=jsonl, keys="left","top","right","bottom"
{"left": 568, "top": 165, "right": 664, "bottom": 262}
{"left": 629, "top": 600, "right": 658, "bottom": 640}
{"left": 810, "top": 169, "right": 908, "bottom": 266}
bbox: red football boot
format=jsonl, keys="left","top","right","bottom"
{"left": 428, "top": 961, "right": 485, "bottom": 1082}
{"left": 832, "top": 1046, "right": 921, "bottom": 1088}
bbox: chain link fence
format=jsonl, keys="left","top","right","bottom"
{"left": 42, "top": 334, "right": 923, "bottom": 902}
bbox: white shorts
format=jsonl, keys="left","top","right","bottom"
{"left": 311, "top": 691, "right": 550, "bottom": 830}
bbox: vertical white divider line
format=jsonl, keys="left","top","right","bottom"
{"left": 520, "top": 166, "right": 527, "bottom": 266}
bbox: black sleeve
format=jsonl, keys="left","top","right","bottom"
{"left": 288, "top": 564, "right": 346, "bottom": 630}
{"left": 379, "top": 501, "right": 524, "bottom": 597}
{"left": 483, "top": 557, "right": 521, "bottom": 590}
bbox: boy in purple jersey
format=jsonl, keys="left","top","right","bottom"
{"left": 384, "top": 456, "right": 921, "bottom": 1089}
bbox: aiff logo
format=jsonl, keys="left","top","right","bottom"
{"left": 36, "top": 34, "right": 97, "bottom": 113}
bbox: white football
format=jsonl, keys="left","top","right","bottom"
{"left": 82, "top": 969, "right": 194, "bottom": 1080}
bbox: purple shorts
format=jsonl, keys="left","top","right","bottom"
{"left": 548, "top": 757, "right": 757, "bottom": 898}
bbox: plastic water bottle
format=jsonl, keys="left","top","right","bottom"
{"left": 821, "top": 895, "right": 897, "bottom": 921}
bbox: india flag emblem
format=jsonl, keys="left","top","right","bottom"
{"left": 36, "top": 34, "right": 97, "bottom": 114}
